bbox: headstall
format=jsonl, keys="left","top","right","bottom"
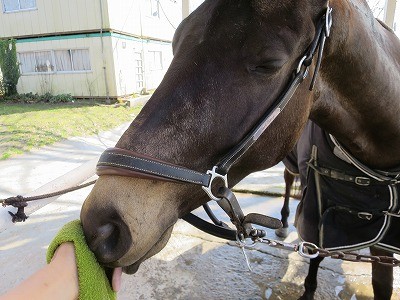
{"left": 96, "top": 6, "right": 333, "bottom": 242}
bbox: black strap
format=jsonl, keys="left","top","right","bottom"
{"left": 323, "top": 205, "right": 384, "bottom": 221}
{"left": 330, "top": 135, "right": 400, "bottom": 185}
{"left": 203, "top": 203, "right": 225, "bottom": 226}
{"left": 181, "top": 213, "right": 237, "bottom": 241}
{"left": 308, "top": 162, "right": 398, "bottom": 186}
{"left": 217, "top": 187, "right": 281, "bottom": 238}
{"left": 97, "top": 149, "right": 211, "bottom": 186}
{"left": 243, "top": 213, "right": 282, "bottom": 230}
{"left": 96, "top": 8, "right": 333, "bottom": 182}
{"left": 217, "top": 68, "right": 307, "bottom": 174}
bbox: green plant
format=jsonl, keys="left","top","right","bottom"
{"left": 48, "top": 93, "right": 74, "bottom": 103}
{"left": 39, "top": 92, "right": 53, "bottom": 102}
{"left": 0, "top": 39, "right": 20, "bottom": 96}
{"left": 0, "top": 73, "right": 4, "bottom": 98}
{"left": 0, "top": 102, "right": 143, "bottom": 160}
{"left": 3, "top": 92, "right": 75, "bottom": 103}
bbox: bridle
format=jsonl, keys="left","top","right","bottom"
{"left": 96, "top": 6, "right": 333, "bottom": 242}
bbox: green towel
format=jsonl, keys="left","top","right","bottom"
{"left": 46, "top": 220, "right": 116, "bottom": 300}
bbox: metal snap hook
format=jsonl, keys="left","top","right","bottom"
{"left": 298, "top": 242, "right": 320, "bottom": 259}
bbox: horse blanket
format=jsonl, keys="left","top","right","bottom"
{"left": 283, "top": 121, "right": 400, "bottom": 254}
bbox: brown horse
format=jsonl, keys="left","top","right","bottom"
{"left": 81, "top": 0, "right": 400, "bottom": 299}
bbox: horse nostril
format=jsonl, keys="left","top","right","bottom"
{"left": 87, "top": 220, "right": 132, "bottom": 264}
{"left": 90, "top": 223, "right": 116, "bottom": 250}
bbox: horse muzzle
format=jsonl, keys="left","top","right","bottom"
{"left": 81, "top": 207, "right": 133, "bottom": 265}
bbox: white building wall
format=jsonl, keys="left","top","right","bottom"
{"left": 145, "top": 41, "right": 173, "bottom": 90}
{"left": 394, "top": 1, "right": 400, "bottom": 36}
{"left": 106, "top": 0, "right": 180, "bottom": 41}
{"left": 110, "top": 34, "right": 173, "bottom": 96}
{"left": 15, "top": 32, "right": 175, "bottom": 98}
{"left": 16, "top": 35, "right": 116, "bottom": 97}
{"left": 1, "top": 0, "right": 182, "bottom": 97}
{"left": 0, "top": 0, "right": 108, "bottom": 37}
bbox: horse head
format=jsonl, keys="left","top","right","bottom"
{"left": 81, "top": 0, "right": 329, "bottom": 274}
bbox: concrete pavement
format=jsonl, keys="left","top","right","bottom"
{"left": 0, "top": 123, "right": 399, "bottom": 299}
{"left": 0, "top": 121, "right": 130, "bottom": 231}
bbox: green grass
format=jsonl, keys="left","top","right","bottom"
{"left": 0, "top": 102, "right": 142, "bottom": 160}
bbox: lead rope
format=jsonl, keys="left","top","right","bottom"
{"left": 1, "top": 180, "right": 97, "bottom": 222}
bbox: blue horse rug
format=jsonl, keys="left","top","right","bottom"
{"left": 283, "top": 121, "right": 400, "bottom": 254}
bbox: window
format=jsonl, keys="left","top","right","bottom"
{"left": 148, "top": 51, "right": 163, "bottom": 71}
{"left": 55, "top": 49, "right": 91, "bottom": 72}
{"left": 19, "top": 51, "right": 54, "bottom": 73}
{"left": 19, "top": 49, "right": 91, "bottom": 74}
{"left": 3, "top": 0, "right": 36, "bottom": 12}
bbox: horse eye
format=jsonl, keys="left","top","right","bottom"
{"left": 248, "top": 60, "right": 284, "bottom": 75}
{"left": 253, "top": 65, "right": 279, "bottom": 73}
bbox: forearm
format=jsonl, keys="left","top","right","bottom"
{"left": 0, "top": 243, "right": 79, "bottom": 300}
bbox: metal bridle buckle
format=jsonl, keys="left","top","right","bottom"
{"left": 355, "top": 177, "right": 370, "bottom": 186}
{"left": 298, "top": 242, "right": 320, "bottom": 259}
{"left": 296, "top": 55, "right": 307, "bottom": 75}
{"left": 202, "top": 166, "right": 228, "bottom": 201}
{"left": 325, "top": 6, "right": 333, "bottom": 37}
{"left": 358, "top": 212, "right": 373, "bottom": 220}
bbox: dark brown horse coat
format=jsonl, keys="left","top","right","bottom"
{"left": 285, "top": 121, "right": 400, "bottom": 253}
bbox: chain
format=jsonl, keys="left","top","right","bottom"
{"left": 253, "top": 237, "right": 400, "bottom": 267}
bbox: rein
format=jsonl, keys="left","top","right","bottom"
{"left": 96, "top": 7, "right": 333, "bottom": 243}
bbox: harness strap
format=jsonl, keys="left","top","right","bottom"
{"left": 323, "top": 205, "right": 384, "bottom": 221}
{"left": 181, "top": 213, "right": 237, "bottom": 241}
{"left": 217, "top": 68, "right": 307, "bottom": 174}
{"left": 203, "top": 203, "right": 225, "bottom": 226}
{"left": 329, "top": 135, "right": 400, "bottom": 183}
{"left": 307, "top": 163, "right": 396, "bottom": 186}
{"left": 217, "top": 187, "right": 281, "bottom": 238}
{"left": 97, "top": 148, "right": 211, "bottom": 186}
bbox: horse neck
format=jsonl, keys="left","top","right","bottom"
{"left": 311, "top": 0, "right": 400, "bottom": 169}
